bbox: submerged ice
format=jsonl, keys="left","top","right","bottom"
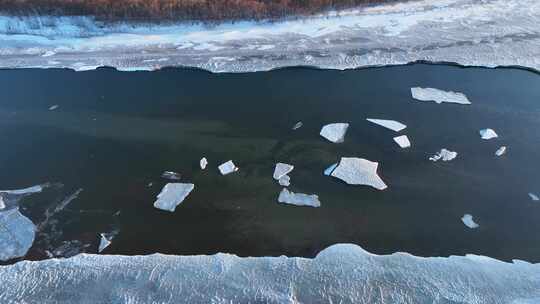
{"left": 330, "top": 157, "right": 387, "bottom": 190}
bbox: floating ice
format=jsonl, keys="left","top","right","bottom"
{"left": 393, "top": 135, "right": 411, "bottom": 148}
{"left": 528, "top": 193, "right": 539, "bottom": 201}
{"left": 292, "top": 122, "right": 303, "bottom": 130}
{"left": 218, "top": 160, "right": 239, "bottom": 175}
{"left": 495, "top": 146, "right": 507, "bottom": 156}
{"left": 461, "top": 214, "right": 480, "bottom": 229}
{"left": 411, "top": 87, "right": 471, "bottom": 105}
{"left": 320, "top": 123, "right": 349, "bottom": 143}
{"left": 273, "top": 163, "right": 294, "bottom": 180}
{"left": 48, "top": 105, "right": 59, "bottom": 111}
{"left": 330, "top": 157, "right": 387, "bottom": 190}
{"left": 0, "top": 208, "right": 36, "bottom": 261}
{"left": 41, "top": 51, "right": 56, "bottom": 57}
{"left": 200, "top": 157, "right": 208, "bottom": 170}
{"left": 0, "top": 184, "right": 44, "bottom": 195}
{"left": 277, "top": 188, "right": 320, "bottom": 207}
{"left": 324, "top": 163, "right": 338, "bottom": 176}
{"left": 278, "top": 175, "right": 291, "bottom": 187}
{"left": 0, "top": 196, "right": 5, "bottom": 210}
{"left": 161, "top": 171, "right": 181, "bottom": 180}
{"left": 153, "top": 183, "right": 195, "bottom": 212}
{"left": 366, "top": 119, "right": 407, "bottom": 132}
{"left": 98, "top": 233, "right": 112, "bottom": 253}
{"left": 480, "top": 129, "right": 498, "bottom": 140}
{"left": 429, "top": 149, "right": 458, "bottom": 162}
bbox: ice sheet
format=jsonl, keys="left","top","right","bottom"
{"left": 153, "top": 183, "right": 195, "bottom": 212}
{"left": 330, "top": 157, "right": 387, "bottom": 190}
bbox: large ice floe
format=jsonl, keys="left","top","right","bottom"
{"left": 0, "top": 184, "right": 48, "bottom": 261}
{"left": 153, "top": 183, "right": 195, "bottom": 212}
{"left": 277, "top": 188, "right": 321, "bottom": 208}
{"left": 411, "top": 87, "right": 471, "bottom": 105}
{"left": 320, "top": 123, "right": 349, "bottom": 143}
{"left": 330, "top": 157, "right": 387, "bottom": 190}
{"left": 2, "top": 0, "right": 539, "bottom": 72}
{"left": 0, "top": 243, "right": 539, "bottom": 303}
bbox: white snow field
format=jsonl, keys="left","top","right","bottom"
{"left": 0, "top": 0, "right": 539, "bottom": 72}
{"left": 0, "top": 243, "right": 539, "bottom": 304}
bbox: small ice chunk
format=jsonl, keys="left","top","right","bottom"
{"left": 330, "top": 157, "right": 388, "bottom": 190}
{"left": 320, "top": 123, "right": 349, "bottom": 143}
{"left": 324, "top": 163, "right": 338, "bottom": 176}
{"left": 480, "top": 129, "right": 498, "bottom": 140}
{"left": 200, "top": 157, "right": 208, "bottom": 170}
{"left": 98, "top": 233, "right": 112, "bottom": 253}
{"left": 161, "top": 171, "right": 181, "bottom": 180}
{"left": 528, "top": 193, "right": 539, "bottom": 201}
{"left": 153, "top": 183, "right": 195, "bottom": 212}
{"left": 48, "top": 105, "right": 59, "bottom": 111}
{"left": 366, "top": 119, "right": 407, "bottom": 132}
{"left": 218, "top": 160, "right": 239, "bottom": 175}
{"left": 411, "top": 87, "right": 471, "bottom": 105}
{"left": 393, "top": 135, "right": 411, "bottom": 148}
{"left": 273, "top": 163, "right": 294, "bottom": 180}
{"left": 495, "top": 146, "right": 507, "bottom": 156}
{"left": 461, "top": 214, "right": 479, "bottom": 229}
{"left": 429, "top": 149, "right": 458, "bottom": 162}
{"left": 277, "top": 188, "right": 320, "bottom": 207}
{"left": 278, "top": 175, "right": 291, "bottom": 187}
{"left": 292, "top": 122, "right": 303, "bottom": 130}
{"left": 0, "top": 196, "right": 5, "bottom": 210}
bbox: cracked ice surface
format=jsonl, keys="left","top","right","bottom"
{"left": 0, "top": 243, "right": 539, "bottom": 303}
{"left": 1, "top": 0, "right": 539, "bottom": 72}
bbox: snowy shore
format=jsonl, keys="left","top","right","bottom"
{"left": 0, "top": 0, "right": 539, "bottom": 73}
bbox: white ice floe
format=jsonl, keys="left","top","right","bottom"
{"left": 330, "top": 157, "right": 387, "bottom": 190}
{"left": 0, "top": 208, "right": 36, "bottom": 261}
{"left": 324, "top": 163, "right": 338, "bottom": 176}
{"left": 278, "top": 175, "right": 291, "bottom": 187}
{"left": 277, "top": 188, "right": 320, "bottom": 207}
{"left": 273, "top": 163, "right": 294, "bottom": 180}
{"left": 98, "top": 233, "right": 112, "bottom": 253}
{"left": 480, "top": 129, "right": 498, "bottom": 140}
{"left": 0, "top": 197, "right": 5, "bottom": 210}
{"left": 292, "top": 122, "right": 303, "bottom": 130}
{"left": 461, "top": 214, "right": 480, "bottom": 229}
{"left": 429, "top": 149, "right": 458, "bottom": 162}
{"left": 495, "top": 146, "right": 507, "bottom": 156}
{"left": 48, "top": 104, "right": 59, "bottom": 110}
{"left": 366, "top": 118, "right": 407, "bottom": 132}
{"left": 320, "top": 123, "right": 349, "bottom": 143}
{"left": 161, "top": 171, "right": 182, "bottom": 180}
{"left": 0, "top": 184, "right": 45, "bottom": 195}
{"left": 153, "top": 183, "right": 195, "bottom": 212}
{"left": 528, "top": 193, "right": 539, "bottom": 201}
{"left": 218, "top": 160, "right": 239, "bottom": 175}
{"left": 200, "top": 157, "right": 208, "bottom": 170}
{"left": 393, "top": 135, "right": 411, "bottom": 148}
{"left": 411, "top": 87, "right": 471, "bottom": 105}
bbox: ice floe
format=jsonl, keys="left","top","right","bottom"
{"left": 393, "top": 135, "right": 411, "bottom": 148}
{"left": 48, "top": 104, "right": 59, "bottom": 111}
{"left": 153, "top": 183, "right": 195, "bottom": 212}
{"left": 495, "top": 146, "right": 507, "bottom": 156}
{"left": 528, "top": 193, "right": 539, "bottom": 201}
{"left": 330, "top": 157, "right": 387, "bottom": 190}
{"left": 366, "top": 118, "right": 406, "bottom": 132}
{"left": 0, "top": 208, "right": 36, "bottom": 261}
{"left": 277, "top": 188, "right": 320, "bottom": 207}
{"left": 320, "top": 123, "right": 349, "bottom": 143}
{"left": 411, "top": 87, "right": 471, "bottom": 105}
{"left": 273, "top": 163, "right": 294, "bottom": 180}
{"left": 161, "top": 171, "right": 181, "bottom": 180}
{"left": 2, "top": 243, "right": 539, "bottom": 303}
{"left": 480, "top": 128, "right": 498, "bottom": 140}
{"left": 429, "top": 149, "right": 458, "bottom": 162}
{"left": 218, "top": 160, "right": 239, "bottom": 175}
{"left": 200, "top": 157, "right": 208, "bottom": 170}
{"left": 461, "top": 214, "right": 480, "bottom": 229}
{"left": 98, "top": 233, "right": 112, "bottom": 253}
{"left": 292, "top": 122, "right": 303, "bottom": 130}
{"left": 323, "top": 163, "right": 338, "bottom": 176}
{"left": 0, "top": 184, "right": 45, "bottom": 195}
{"left": 278, "top": 175, "right": 291, "bottom": 187}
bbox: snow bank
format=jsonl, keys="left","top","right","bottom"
{"left": 0, "top": 243, "right": 539, "bottom": 303}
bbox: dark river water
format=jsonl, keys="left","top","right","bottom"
{"left": 1, "top": 63, "right": 539, "bottom": 262}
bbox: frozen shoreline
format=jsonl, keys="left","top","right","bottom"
{"left": 0, "top": 0, "right": 539, "bottom": 73}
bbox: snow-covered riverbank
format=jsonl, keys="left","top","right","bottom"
{"left": 1, "top": 0, "right": 539, "bottom": 72}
